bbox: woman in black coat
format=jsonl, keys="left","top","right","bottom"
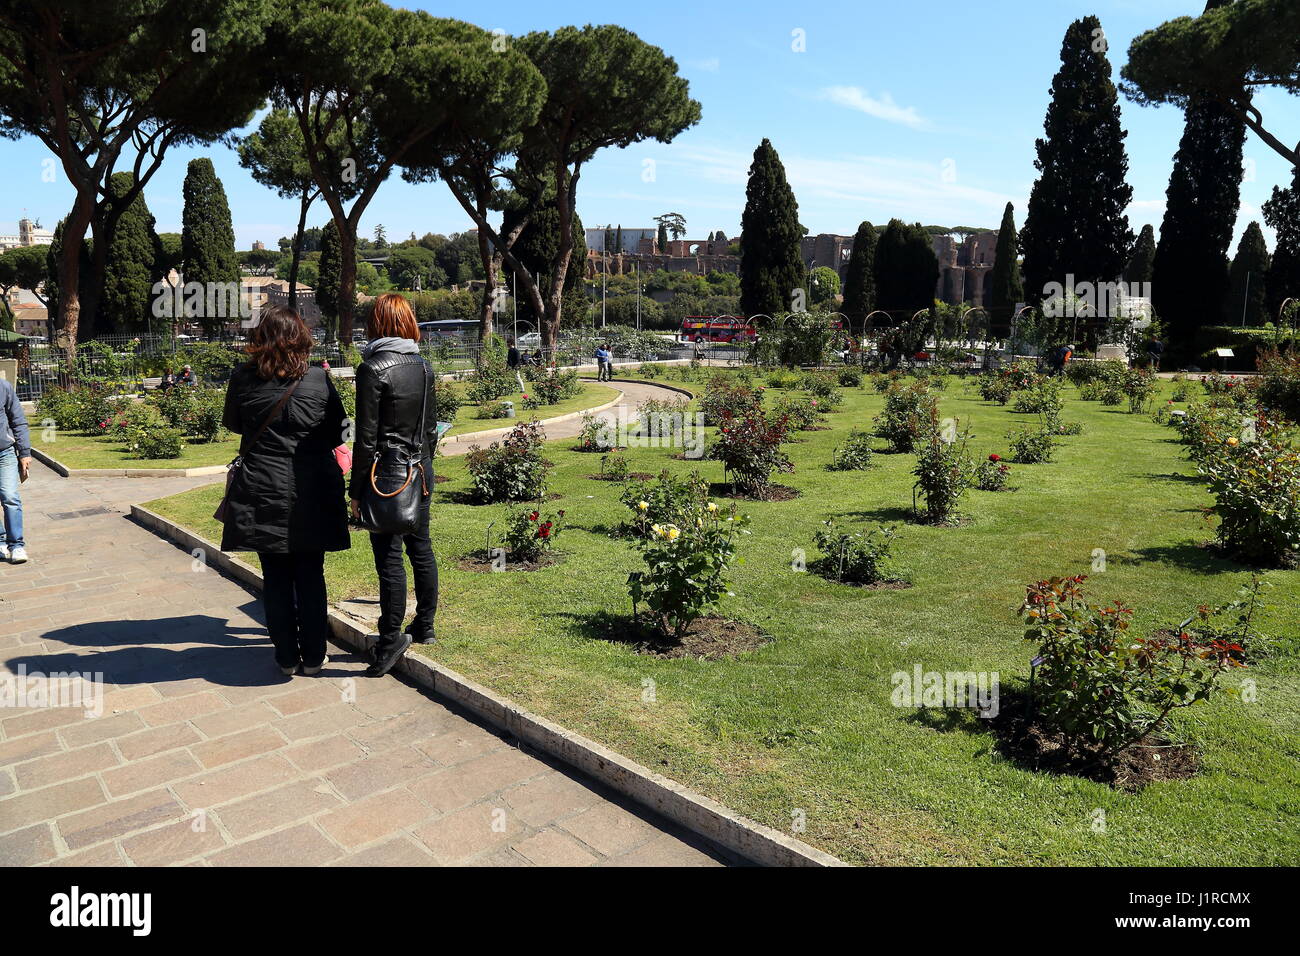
{"left": 349, "top": 293, "right": 437, "bottom": 678}
{"left": 221, "top": 305, "right": 349, "bottom": 676}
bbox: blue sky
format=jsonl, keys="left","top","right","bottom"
{"left": 1, "top": 0, "right": 1294, "bottom": 250}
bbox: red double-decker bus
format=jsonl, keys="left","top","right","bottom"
{"left": 679, "top": 316, "right": 756, "bottom": 343}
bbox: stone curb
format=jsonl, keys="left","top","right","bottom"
{"left": 128, "top": 503, "right": 846, "bottom": 868}
{"left": 31, "top": 446, "right": 227, "bottom": 478}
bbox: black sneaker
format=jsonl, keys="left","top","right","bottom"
{"left": 365, "top": 634, "right": 412, "bottom": 678}
{"left": 406, "top": 628, "right": 436, "bottom": 645}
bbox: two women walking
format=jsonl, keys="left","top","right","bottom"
{"left": 219, "top": 294, "right": 437, "bottom": 679}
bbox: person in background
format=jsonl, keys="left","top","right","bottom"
{"left": 221, "top": 306, "right": 350, "bottom": 677}
{"left": 0, "top": 373, "right": 32, "bottom": 564}
{"left": 350, "top": 293, "right": 438, "bottom": 678}
{"left": 178, "top": 364, "right": 197, "bottom": 386}
{"left": 506, "top": 337, "right": 521, "bottom": 370}
{"left": 1146, "top": 335, "right": 1163, "bottom": 371}
{"left": 594, "top": 343, "right": 613, "bottom": 381}
{"left": 159, "top": 368, "right": 177, "bottom": 391}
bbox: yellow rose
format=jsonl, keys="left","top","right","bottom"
{"left": 637, "top": 500, "right": 649, "bottom": 510}
{"left": 706, "top": 502, "right": 718, "bottom": 513}
{"left": 651, "top": 523, "right": 663, "bottom": 537}
{"left": 666, "top": 527, "right": 681, "bottom": 541}
{"left": 1226, "top": 437, "right": 1239, "bottom": 446}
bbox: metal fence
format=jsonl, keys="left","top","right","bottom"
{"left": 12, "top": 331, "right": 705, "bottom": 402}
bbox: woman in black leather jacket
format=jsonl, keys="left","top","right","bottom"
{"left": 349, "top": 293, "right": 438, "bottom": 677}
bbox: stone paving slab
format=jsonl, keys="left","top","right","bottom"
{"left": 0, "top": 467, "right": 731, "bottom": 867}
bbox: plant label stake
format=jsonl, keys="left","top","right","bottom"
{"left": 1027, "top": 655, "right": 1045, "bottom": 719}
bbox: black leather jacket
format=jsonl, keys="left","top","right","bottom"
{"left": 349, "top": 349, "right": 433, "bottom": 500}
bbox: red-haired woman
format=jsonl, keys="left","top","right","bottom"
{"left": 221, "top": 305, "right": 349, "bottom": 676}
{"left": 349, "top": 293, "right": 438, "bottom": 677}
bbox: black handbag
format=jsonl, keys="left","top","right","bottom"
{"left": 355, "top": 358, "right": 430, "bottom": 535}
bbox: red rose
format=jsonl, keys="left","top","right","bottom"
{"left": 989, "top": 453, "right": 1001, "bottom": 462}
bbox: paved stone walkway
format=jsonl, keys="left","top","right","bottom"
{"left": 0, "top": 454, "right": 729, "bottom": 866}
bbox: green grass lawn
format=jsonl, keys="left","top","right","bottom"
{"left": 145, "top": 370, "right": 1300, "bottom": 865}
{"left": 445, "top": 382, "right": 618, "bottom": 437}
{"left": 33, "top": 429, "right": 239, "bottom": 469}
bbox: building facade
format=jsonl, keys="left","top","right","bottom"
{"left": 0, "top": 218, "right": 55, "bottom": 253}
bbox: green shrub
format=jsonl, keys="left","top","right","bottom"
{"left": 1009, "top": 426, "right": 1056, "bottom": 464}
{"left": 874, "top": 382, "right": 938, "bottom": 453}
{"left": 476, "top": 400, "right": 512, "bottom": 420}
{"left": 913, "top": 430, "right": 973, "bottom": 524}
{"left": 837, "top": 366, "right": 863, "bottom": 388}
{"left": 1256, "top": 349, "right": 1300, "bottom": 422}
{"left": 829, "top": 430, "right": 875, "bottom": 471}
{"left": 699, "top": 376, "right": 762, "bottom": 426}
{"left": 464, "top": 420, "right": 549, "bottom": 502}
{"left": 1198, "top": 416, "right": 1300, "bottom": 565}
{"left": 502, "top": 506, "right": 566, "bottom": 562}
{"left": 574, "top": 412, "right": 615, "bottom": 452}
{"left": 772, "top": 392, "right": 824, "bottom": 431}
{"left": 627, "top": 503, "right": 750, "bottom": 642}
{"left": 974, "top": 454, "right": 1011, "bottom": 491}
{"left": 126, "top": 425, "right": 184, "bottom": 459}
{"left": 1019, "top": 576, "right": 1247, "bottom": 757}
{"left": 812, "top": 520, "right": 905, "bottom": 585}
{"left": 709, "top": 407, "right": 792, "bottom": 495}
{"left": 620, "top": 469, "right": 710, "bottom": 535}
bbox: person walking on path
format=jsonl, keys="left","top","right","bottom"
{"left": 506, "top": 337, "right": 521, "bottom": 370}
{"left": 349, "top": 293, "right": 438, "bottom": 678}
{"left": 0, "top": 374, "right": 31, "bottom": 564}
{"left": 220, "top": 306, "right": 350, "bottom": 677}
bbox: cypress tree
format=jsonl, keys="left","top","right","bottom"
{"left": 181, "top": 158, "right": 239, "bottom": 333}
{"left": 316, "top": 220, "right": 341, "bottom": 341}
{"left": 739, "top": 139, "right": 804, "bottom": 317}
{"left": 841, "top": 220, "right": 877, "bottom": 325}
{"left": 1150, "top": 1, "right": 1245, "bottom": 349}
{"left": 1225, "top": 222, "right": 1270, "bottom": 327}
{"left": 988, "top": 202, "right": 1024, "bottom": 334}
{"left": 100, "top": 173, "right": 163, "bottom": 333}
{"left": 1262, "top": 169, "right": 1300, "bottom": 321}
{"left": 1124, "top": 224, "right": 1157, "bottom": 285}
{"left": 657, "top": 221, "right": 668, "bottom": 254}
{"left": 873, "top": 219, "right": 939, "bottom": 315}
{"left": 1020, "top": 16, "right": 1134, "bottom": 309}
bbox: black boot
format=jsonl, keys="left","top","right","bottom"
{"left": 366, "top": 633, "right": 412, "bottom": 678}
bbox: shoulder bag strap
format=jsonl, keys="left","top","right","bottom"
{"left": 243, "top": 377, "right": 301, "bottom": 456}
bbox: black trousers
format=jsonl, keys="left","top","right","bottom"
{"left": 369, "top": 499, "right": 438, "bottom": 653}
{"left": 257, "top": 551, "right": 329, "bottom": 668}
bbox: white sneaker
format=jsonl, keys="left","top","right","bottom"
{"left": 0, "top": 543, "right": 8, "bottom": 561}
{"left": 8, "top": 546, "right": 27, "bottom": 564}
{"left": 303, "top": 655, "right": 329, "bottom": 676}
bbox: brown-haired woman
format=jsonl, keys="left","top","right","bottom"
{"left": 221, "top": 305, "right": 350, "bottom": 676}
{"left": 349, "top": 292, "right": 438, "bottom": 678}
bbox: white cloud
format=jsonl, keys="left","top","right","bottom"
{"left": 819, "top": 86, "right": 929, "bottom": 131}
{"left": 695, "top": 57, "right": 720, "bottom": 73}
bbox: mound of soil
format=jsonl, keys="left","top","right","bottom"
{"left": 587, "top": 472, "right": 653, "bottom": 482}
{"left": 456, "top": 549, "right": 565, "bottom": 573}
{"left": 709, "top": 482, "right": 801, "bottom": 502}
{"left": 988, "top": 690, "right": 1199, "bottom": 790}
{"left": 586, "top": 613, "right": 768, "bottom": 660}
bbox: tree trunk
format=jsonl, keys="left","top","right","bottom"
{"left": 56, "top": 194, "right": 96, "bottom": 368}
{"left": 477, "top": 227, "right": 496, "bottom": 343}
{"left": 289, "top": 186, "right": 310, "bottom": 311}
{"left": 338, "top": 225, "right": 357, "bottom": 344}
